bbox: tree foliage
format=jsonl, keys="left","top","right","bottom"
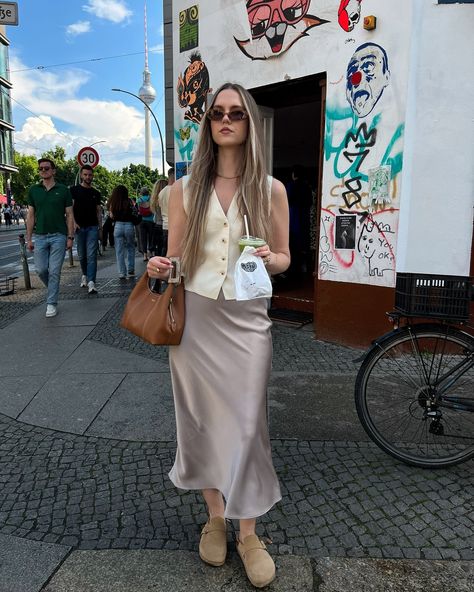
{"left": 11, "top": 146, "right": 164, "bottom": 205}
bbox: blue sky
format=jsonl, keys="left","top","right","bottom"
{"left": 7, "top": 0, "right": 166, "bottom": 172}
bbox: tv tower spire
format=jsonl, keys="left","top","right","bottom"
{"left": 138, "top": 1, "right": 156, "bottom": 169}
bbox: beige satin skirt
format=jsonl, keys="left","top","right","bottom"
{"left": 168, "top": 290, "right": 281, "bottom": 519}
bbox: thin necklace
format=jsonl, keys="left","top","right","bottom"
{"left": 216, "top": 173, "right": 240, "bottom": 179}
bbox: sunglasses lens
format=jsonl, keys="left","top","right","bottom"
{"left": 39, "top": 167, "right": 50, "bottom": 171}
{"left": 207, "top": 109, "right": 223, "bottom": 121}
{"left": 229, "top": 110, "right": 246, "bottom": 121}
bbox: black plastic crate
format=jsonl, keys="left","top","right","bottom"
{"left": 395, "top": 273, "right": 471, "bottom": 321}
{"left": 0, "top": 274, "right": 16, "bottom": 296}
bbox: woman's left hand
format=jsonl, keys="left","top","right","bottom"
{"left": 254, "top": 244, "right": 273, "bottom": 267}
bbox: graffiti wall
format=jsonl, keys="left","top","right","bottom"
{"left": 172, "top": 0, "right": 412, "bottom": 285}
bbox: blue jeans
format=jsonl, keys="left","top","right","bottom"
{"left": 76, "top": 226, "right": 99, "bottom": 282}
{"left": 34, "top": 233, "right": 67, "bottom": 305}
{"left": 114, "top": 221, "right": 135, "bottom": 276}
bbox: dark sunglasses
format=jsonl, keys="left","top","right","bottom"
{"left": 38, "top": 166, "right": 51, "bottom": 171}
{"left": 206, "top": 108, "right": 248, "bottom": 122}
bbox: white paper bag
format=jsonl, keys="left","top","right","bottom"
{"left": 234, "top": 246, "right": 273, "bottom": 301}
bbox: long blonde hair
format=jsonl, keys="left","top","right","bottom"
{"left": 181, "top": 82, "right": 271, "bottom": 278}
{"left": 150, "top": 178, "right": 167, "bottom": 214}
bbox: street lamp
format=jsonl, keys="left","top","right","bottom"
{"left": 111, "top": 88, "right": 165, "bottom": 175}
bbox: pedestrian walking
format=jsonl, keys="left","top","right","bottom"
{"left": 101, "top": 197, "right": 115, "bottom": 249}
{"left": 157, "top": 168, "right": 175, "bottom": 256}
{"left": 150, "top": 178, "right": 166, "bottom": 257}
{"left": 136, "top": 187, "right": 155, "bottom": 261}
{"left": 70, "top": 165, "right": 102, "bottom": 294}
{"left": 147, "top": 82, "right": 290, "bottom": 588}
{"left": 3, "top": 203, "right": 11, "bottom": 226}
{"left": 109, "top": 185, "right": 138, "bottom": 279}
{"left": 26, "top": 158, "right": 74, "bottom": 317}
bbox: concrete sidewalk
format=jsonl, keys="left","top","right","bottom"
{"left": 0, "top": 250, "right": 473, "bottom": 592}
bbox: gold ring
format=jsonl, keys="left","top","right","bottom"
{"left": 263, "top": 255, "right": 271, "bottom": 266}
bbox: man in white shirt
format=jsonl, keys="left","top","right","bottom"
{"left": 158, "top": 167, "right": 175, "bottom": 256}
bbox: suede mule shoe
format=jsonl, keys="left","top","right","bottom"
{"left": 199, "top": 516, "right": 227, "bottom": 566}
{"left": 237, "top": 534, "right": 275, "bottom": 588}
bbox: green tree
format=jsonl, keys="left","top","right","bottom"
{"left": 10, "top": 145, "right": 165, "bottom": 205}
{"left": 11, "top": 152, "right": 38, "bottom": 204}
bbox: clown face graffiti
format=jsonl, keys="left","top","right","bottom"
{"left": 177, "top": 52, "right": 211, "bottom": 124}
{"left": 338, "top": 0, "right": 361, "bottom": 33}
{"left": 235, "top": 0, "right": 328, "bottom": 60}
{"left": 346, "top": 43, "right": 390, "bottom": 118}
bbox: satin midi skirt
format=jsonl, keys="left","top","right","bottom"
{"left": 168, "top": 290, "right": 281, "bottom": 519}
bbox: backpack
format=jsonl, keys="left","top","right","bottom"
{"left": 138, "top": 199, "right": 152, "bottom": 217}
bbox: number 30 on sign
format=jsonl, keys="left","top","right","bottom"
{"left": 77, "top": 146, "right": 100, "bottom": 168}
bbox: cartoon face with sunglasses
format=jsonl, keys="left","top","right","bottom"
{"left": 234, "top": 0, "right": 328, "bottom": 60}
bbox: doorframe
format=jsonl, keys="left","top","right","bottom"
{"left": 314, "top": 75, "right": 327, "bottom": 305}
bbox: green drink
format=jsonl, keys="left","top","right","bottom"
{"left": 238, "top": 236, "right": 266, "bottom": 252}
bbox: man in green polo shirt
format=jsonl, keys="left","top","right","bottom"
{"left": 26, "top": 158, "right": 74, "bottom": 317}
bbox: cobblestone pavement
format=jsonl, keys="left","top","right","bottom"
{"left": 0, "top": 413, "right": 472, "bottom": 560}
{"left": 87, "top": 295, "right": 360, "bottom": 372}
{"left": 1, "top": 252, "right": 473, "bottom": 571}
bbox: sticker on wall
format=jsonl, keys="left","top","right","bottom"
{"left": 335, "top": 215, "right": 356, "bottom": 249}
{"left": 346, "top": 43, "right": 390, "bottom": 118}
{"left": 176, "top": 52, "right": 211, "bottom": 124}
{"left": 338, "top": 0, "right": 362, "bottom": 32}
{"left": 174, "top": 121, "right": 199, "bottom": 161}
{"left": 175, "top": 161, "right": 190, "bottom": 180}
{"left": 368, "top": 165, "right": 391, "bottom": 207}
{"left": 179, "top": 5, "right": 199, "bottom": 53}
{"left": 234, "top": 0, "right": 329, "bottom": 61}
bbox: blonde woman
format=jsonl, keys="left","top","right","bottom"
{"left": 150, "top": 178, "right": 167, "bottom": 256}
{"left": 147, "top": 82, "right": 290, "bottom": 588}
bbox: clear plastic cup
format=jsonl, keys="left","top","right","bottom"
{"left": 238, "top": 236, "right": 266, "bottom": 252}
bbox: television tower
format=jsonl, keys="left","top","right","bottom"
{"left": 138, "top": 1, "right": 156, "bottom": 169}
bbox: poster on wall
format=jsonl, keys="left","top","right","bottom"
{"left": 335, "top": 216, "right": 356, "bottom": 249}
{"left": 179, "top": 5, "right": 199, "bottom": 53}
{"left": 369, "top": 165, "right": 391, "bottom": 206}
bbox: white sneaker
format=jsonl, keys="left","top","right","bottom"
{"left": 46, "top": 305, "right": 57, "bottom": 318}
{"left": 80, "top": 275, "right": 87, "bottom": 288}
{"left": 88, "top": 281, "right": 97, "bottom": 294}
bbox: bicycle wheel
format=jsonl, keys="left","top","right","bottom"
{"left": 355, "top": 324, "right": 474, "bottom": 468}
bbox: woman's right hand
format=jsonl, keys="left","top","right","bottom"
{"left": 147, "top": 256, "right": 173, "bottom": 280}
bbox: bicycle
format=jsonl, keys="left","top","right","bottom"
{"left": 354, "top": 273, "right": 473, "bottom": 469}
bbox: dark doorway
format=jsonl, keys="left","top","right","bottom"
{"left": 250, "top": 73, "right": 326, "bottom": 314}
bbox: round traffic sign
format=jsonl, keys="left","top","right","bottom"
{"left": 77, "top": 146, "right": 100, "bottom": 168}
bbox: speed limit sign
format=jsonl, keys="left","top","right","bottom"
{"left": 77, "top": 146, "right": 100, "bottom": 168}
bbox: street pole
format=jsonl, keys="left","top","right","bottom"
{"left": 18, "top": 234, "right": 31, "bottom": 290}
{"left": 111, "top": 88, "right": 165, "bottom": 175}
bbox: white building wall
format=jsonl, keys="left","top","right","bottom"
{"left": 397, "top": 0, "right": 474, "bottom": 276}
{"left": 170, "top": 0, "right": 473, "bottom": 288}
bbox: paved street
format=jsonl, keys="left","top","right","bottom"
{"left": 0, "top": 248, "right": 473, "bottom": 591}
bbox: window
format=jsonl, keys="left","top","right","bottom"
{"left": 0, "top": 129, "right": 14, "bottom": 166}
{"left": 0, "top": 42, "right": 9, "bottom": 81}
{"left": 0, "top": 88, "right": 12, "bottom": 124}
{"left": 438, "top": 1, "right": 474, "bottom": 4}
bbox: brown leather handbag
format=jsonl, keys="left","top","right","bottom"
{"left": 120, "top": 272, "right": 185, "bottom": 345}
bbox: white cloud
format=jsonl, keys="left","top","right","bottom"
{"left": 83, "top": 0, "right": 132, "bottom": 24}
{"left": 66, "top": 20, "right": 91, "bottom": 37}
{"left": 10, "top": 56, "right": 149, "bottom": 171}
{"left": 149, "top": 43, "right": 163, "bottom": 54}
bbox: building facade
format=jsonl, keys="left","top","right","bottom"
{"left": 0, "top": 24, "right": 17, "bottom": 198}
{"left": 163, "top": 0, "right": 474, "bottom": 346}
